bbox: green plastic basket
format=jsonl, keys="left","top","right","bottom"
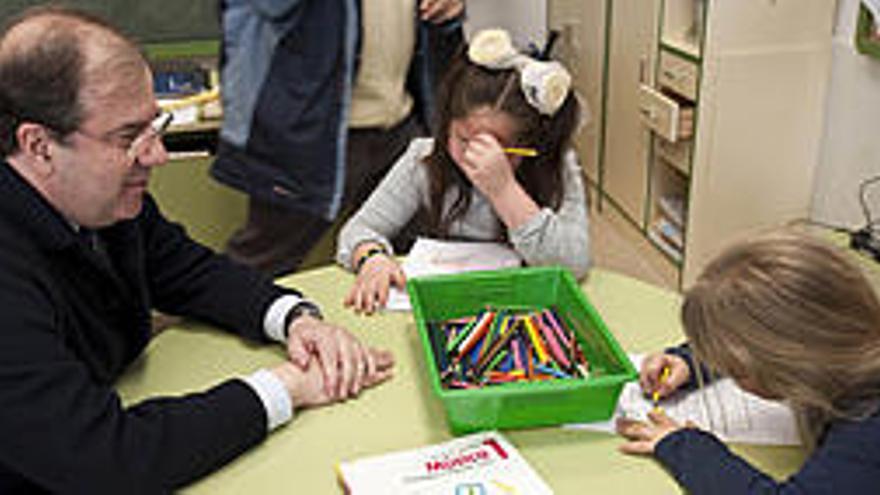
{"left": 408, "top": 266, "right": 637, "bottom": 434}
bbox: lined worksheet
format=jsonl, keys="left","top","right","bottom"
{"left": 567, "top": 355, "right": 801, "bottom": 446}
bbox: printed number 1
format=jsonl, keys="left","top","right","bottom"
{"left": 482, "top": 438, "right": 509, "bottom": 459}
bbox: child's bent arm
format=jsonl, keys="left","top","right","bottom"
{"left": 489, "top": 181, "right": 542, "bottom": 230}
{"left": 507, "top": 152, "right": 591, "bottom": 277}
{"left": 336, "top": 139, "right": 432, "bottom": 270}
{"left": 652, "top": 421, "right": 880, "bottom": 494}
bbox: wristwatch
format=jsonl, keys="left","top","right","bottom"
{"left": 283, "top": 300, "right": 323, "bottom": 337}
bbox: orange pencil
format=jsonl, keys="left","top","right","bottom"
{"left": 457, "top": 311, "right": 495, "bottom": 356}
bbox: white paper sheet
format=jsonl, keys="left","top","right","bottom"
{"left": 385, "top": 238, "right": 523, "bottom": 311}
{"left": 566, "top": 354, "right": 801, "bottom": 446}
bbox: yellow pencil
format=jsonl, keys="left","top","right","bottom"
{"left": 652, "top": 366, "right": 671, "bottom": 411}
{"left": 503, "top": 147, "right": 539, "bottom": 157}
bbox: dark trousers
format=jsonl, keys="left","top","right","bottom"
{"left": 225, "top": 113, "right": 425, "bottom": 277}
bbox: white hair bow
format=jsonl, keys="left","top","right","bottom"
{"left": 468, "top": 29, "right": 572, "bottom": 116}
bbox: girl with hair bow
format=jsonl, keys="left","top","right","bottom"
{"left": 336, "top": 29, "right": 591, "bottom": 314}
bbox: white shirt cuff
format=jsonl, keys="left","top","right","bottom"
{"left": 264, "top": 295, "right": 304, "bottom": 343}
{"left": 242, "top": 369, "right": 294, "bottom": 431}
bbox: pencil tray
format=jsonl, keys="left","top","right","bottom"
{"left": 408, "top": 266, "right": 637, "bottom": 434}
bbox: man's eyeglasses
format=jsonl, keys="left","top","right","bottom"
{"left": 125, "top": 111, "right": 174, "bottom": 159}
{"left": 69, "top": 111, "right": 174, "bottom": 159}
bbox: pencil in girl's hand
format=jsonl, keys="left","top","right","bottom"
{"left": 503, "top": 147, "right": 539, "bottom": 157}
{"left": 652, "top": 366, "right": 671, "bottom": 412}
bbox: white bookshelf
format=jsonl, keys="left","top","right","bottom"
{"left": 551, "top": 0, "right": 835, "bottom": 287}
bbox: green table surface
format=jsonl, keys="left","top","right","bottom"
{"left": 116, "top": 266, "right": 806, "bottom": 494}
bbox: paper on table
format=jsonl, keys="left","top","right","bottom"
{"left": 336, "top": 431, "right": 553, "bottom": 495}
{"left": 566, "top": 354, "right": 801, "bottom": 446}
{"left": 385, "top": 238, "right": 523, "bottom": 311}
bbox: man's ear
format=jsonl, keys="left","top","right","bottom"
{"left": 15, "top": 122, "right": 56, "bottom": 176}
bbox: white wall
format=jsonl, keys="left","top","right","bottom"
{"left": 465, "top": 0, "right": 547, "bottom": 49}
{"left": 812, "top": 0, "right": 880, "bottom": 228}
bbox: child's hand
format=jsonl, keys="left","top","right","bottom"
{"left": 460, "top": 133, "right": 518, "bottom": 200}
{"left": 640, "top": 352, "right": 690, "bottom": 401}
{"left": 616, "top": 408, "right": 688, "bottom": 455}
{"left": 344, "top": 255, "right": 406, "bottom": 315}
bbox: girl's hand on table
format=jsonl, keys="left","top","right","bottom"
{"left": 344, "top": 254, "right": 406, "bottom": 315}
{"left": 616, "top": 408, "right": 689, "bottom": 456}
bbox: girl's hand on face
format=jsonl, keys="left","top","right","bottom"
{"left": 460, "top": 133, "right": 517, "bottom": 199}
{"left": 639, "top": 352, "right": 691, "bottom": 401}
{"left": 616, "top": 408, "right": 689, "bottom": 455}
{"left": 344, "top": 255, "right": 406, "bottom": 315}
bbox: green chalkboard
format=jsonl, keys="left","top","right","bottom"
{"left": 0, "top": 0, "right": 219, "bottom": 44}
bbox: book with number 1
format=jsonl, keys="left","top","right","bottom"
{"left": 336, "top": 431, "right": 553, "bottom": 494}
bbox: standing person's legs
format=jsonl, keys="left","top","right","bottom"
{"left": 225, "top": 200, "right": 331, "bottom": 278}
{"left": 224, "top": 113, "right": 425, "bottom": 277}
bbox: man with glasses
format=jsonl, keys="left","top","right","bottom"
{"left": 0, "top": 6, "right": 393, "bottom": 493}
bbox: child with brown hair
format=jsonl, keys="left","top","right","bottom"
{"left": 617, "top": 231, "right": 880, "bottom": 493}
{"left": 336, "top": 29, "right": 590, "bottom": 313}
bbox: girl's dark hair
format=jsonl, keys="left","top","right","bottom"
{"left": 423, "top": 49, "right": 580, "bottom": 237}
